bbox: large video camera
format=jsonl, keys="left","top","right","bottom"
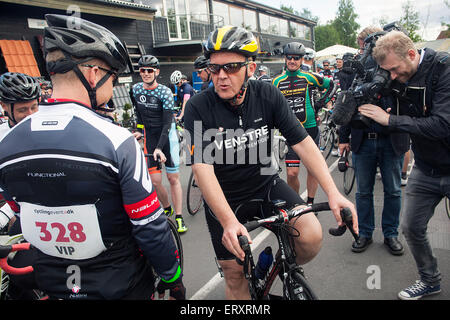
{"left": 331, "top": 22, "right": 404, "bottom": 129}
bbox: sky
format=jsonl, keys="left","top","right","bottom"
{"left": 256, "top": 0, "right": 449, "bottom": 41}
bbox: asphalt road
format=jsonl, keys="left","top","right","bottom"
{"left": 161, "top": 151, "right": 449, "bottom": 301}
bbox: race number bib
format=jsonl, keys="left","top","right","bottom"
{"left": 20, "top": 202, "right": 106, "bottom": 260}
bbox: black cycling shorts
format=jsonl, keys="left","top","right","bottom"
{"left": 285, "top": 126, "right": 320, "bottom": 167}
{"left": 144, "top": 124, "right": 179, "bottom": 174}
{"left": 204, "top": 176, "right": 305, "bottom": 260}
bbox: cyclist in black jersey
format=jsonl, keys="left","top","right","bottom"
{"left": 184, "top": 25, "right": 357, "bottom": 299}
{"left": 132, "top": 56, "right": 187, "bottom": 233}
{"left": 0, "top": 14, "right": 185, "bottom": 300}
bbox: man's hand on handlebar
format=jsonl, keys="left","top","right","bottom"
{"left": 328, "top": 192, "right": 359, "bottom": 236}
{"left": 222, "top": 218, "right": 252, "bottom": 262}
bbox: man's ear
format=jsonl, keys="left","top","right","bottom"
{"left": 86, "top": 66, "right": 100, "bottom": 88}
{"left": 247, "top": 61, "right": 257, "bottom": 77}
{"left": 407, "top": 49, "right": 416, "bottom": 62}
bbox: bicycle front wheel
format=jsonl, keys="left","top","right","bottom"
{"left": 445, "top": 196, "right": 450, "bottom": 220}
{"left": 167, "top": 218, "right": 184, "bottom": 270}
{"left": 286, "top": 271, "right": 318, "bottom": 300}
{"left": 186, "top": 171, "right": 203, "bottom": 216}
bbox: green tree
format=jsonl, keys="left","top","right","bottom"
{"left": 332, "top": 0, "right": 360, "bottom": 48}
{"left": 399, "top": 0, "right": 422, "bottom": 42}
{"left": 315, "top": 24, "right": 341, "bottom": 51}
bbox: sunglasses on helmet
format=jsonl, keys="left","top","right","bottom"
{"left": 207, "top": 62, "right": 249, "bottom": 74}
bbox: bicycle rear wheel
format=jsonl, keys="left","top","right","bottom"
{"left": 167, "top": 218, "right": 183, "bottom": 270}
{"left": 186, "top": 171, "right": 203, "bottom": 216}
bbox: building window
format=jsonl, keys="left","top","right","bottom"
{"left": 229, "top": 5, "right": 244, "bottom": 28}
{"left": 243, "top": 9, "right": 257, "bottom": 31}
{"left": 190, "top": 0, "right": 209, "bottom": 22}
{"left": 259, "top": 13, "right": 270, "bottom": 34}
{"left": 213, "top": 1, "right": 230, "bottom": 25}
{"left": 280, "top": 19, "right": 289, "bottom": 37}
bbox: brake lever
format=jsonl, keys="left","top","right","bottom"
{"left": 328, "top": 208, "right": 360, "bottom": 244}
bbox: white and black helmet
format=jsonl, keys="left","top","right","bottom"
{"left": 304, "top": 48, "right": 316, "bottom": 60}
{"left": 170, "top": 70, "right": 183, "bottom": 85}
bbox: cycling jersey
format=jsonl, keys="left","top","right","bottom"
{"left": 132, "top": 83, "right": 179, "bottom": 173}
{"left": 272, "top": 69, "right": 333, "bottom": 129}
{"left": 184, "top": 80, "right": 308, "bottom": 204}
{"left": 0, "top": 100, "right": 180, "bottom": 299}
{"left": 177, "top": 82, "right": 195, "bottom": 103}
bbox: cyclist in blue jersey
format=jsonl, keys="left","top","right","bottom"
{"left": 132, "top": 56, "right": 187, "bottom": 233}
{"left": 0, "top": 14, "right": 185, "bottom": 299}
{"left": 171, "top": 71, "right": 195, "bottom": 121}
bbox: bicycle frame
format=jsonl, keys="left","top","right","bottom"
{"left": 238, "top": 202, "right": 358, "bottom": 300}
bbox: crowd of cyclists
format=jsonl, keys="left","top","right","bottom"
{"left": 0, "top": 14, "right": 443, "bottom": 302}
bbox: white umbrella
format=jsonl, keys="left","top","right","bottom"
{"left": 315, "top": 44, "right": 358, "bottom": 60}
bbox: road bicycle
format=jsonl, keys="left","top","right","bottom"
{"left": 236, "top": 201, "right": 359, "bottom": 300}
{"left": 175, "top": 119, "right": 187, "bottom": 165}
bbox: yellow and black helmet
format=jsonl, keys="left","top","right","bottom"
{"left": 203, "top": 26, "right": 258, "bottom": 59}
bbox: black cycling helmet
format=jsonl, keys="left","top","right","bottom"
{"left": 138, "top": 55, "right": 160, "bottom": 69}
{"left": 0, "top": 72, "right": 41, "bottom": 104}
{"left": 194, "top": 55, "right": 209, "bottom": 69}
{"left": 44, "top": 14, "right": 129, "bottom": 73}
{"left": 283, "top": 42, "right": 306, "bottom": 56}
{"left": 203, "top": 25, "right": 258, "bottom": 59}
{"left": 44, "top": 14, "right": 129, "bottom": 111}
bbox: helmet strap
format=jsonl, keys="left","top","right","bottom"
{"left": 4, "top": 104, "right": 17, "bottom": 126}
{"left": 226, "top": 59, "right": 250, "bottom": 106}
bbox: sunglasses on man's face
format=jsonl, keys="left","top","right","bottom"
{"left": 207, "top": 61, "right": 249, "bottom": 74}
{"left": 286, "top": 55, "right": 302, "bottom": 61}
{"left": 139, "top": 68, "right": 156, "bottom": 74}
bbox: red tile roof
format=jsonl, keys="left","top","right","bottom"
{"left": 0, "top": 40, "right": 41, "bottom": 77}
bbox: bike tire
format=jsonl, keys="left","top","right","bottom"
{"left": 343, "top": 153, "right": 356, "bottom": 195}
{"left": 278, "top": 138, "right": 287, "bottom": 160}
{"left": 287, "top": 271, "right": 318, "bottom": 300}
{"left": 186, "top": 171, "right": 203, "bottom": 216}
{"left": 167, "top": 218, "right": 183, "bottom": 270}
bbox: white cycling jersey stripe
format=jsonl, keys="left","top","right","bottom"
{"left": 130, "top": 208, "right": 163, "bottom": 225}
{"left": 0, "top": 153, "right": 119, "bottom": 173}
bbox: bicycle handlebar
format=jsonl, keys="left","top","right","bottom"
{"left": 144, "top": 153, "right": 162, "bottom": 170}
{"left": 0, "top": 243, "right": 34, "bottom": 275}
{"left": 240, "top": 202, "right": 359, "bottom": 242}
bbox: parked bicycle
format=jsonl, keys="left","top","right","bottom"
{"left": 236, "top": 201, "right": 359, "bottom": 300}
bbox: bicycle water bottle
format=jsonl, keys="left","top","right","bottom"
{"left": 255, "top": 246, "right": 273, "bottom": 280}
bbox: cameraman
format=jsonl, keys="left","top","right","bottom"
{"left": 359, "top": 30, "right": 449, "bottom": 300}
{"left": 338, "top": 27, "right": 410, "bottom": 256}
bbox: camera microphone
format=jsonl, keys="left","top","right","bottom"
{"left": 330, "top": 91, "right": 357, "bottom": 126}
